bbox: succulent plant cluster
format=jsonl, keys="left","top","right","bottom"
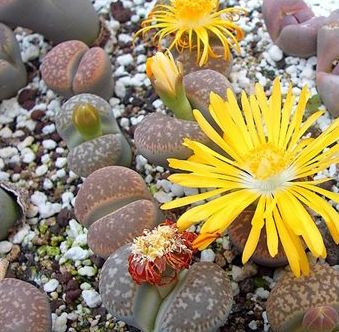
{"left": 263, "top": 0, "right": 339, "bottom": 117}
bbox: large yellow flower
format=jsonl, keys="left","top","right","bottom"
{"left": 136, "top": 0, "right": 246, "bottom": 66}
{"left": 162, "top": 78, "right": 339, "bottom": 277}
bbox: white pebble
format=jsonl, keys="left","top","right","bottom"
{"left": 82, "top": 290, "right": 102, "bottom": 308}
{"left": 0, "top": 241, "right": 13, "bottom": 254}
{"left": 55, "top": 157, "right": 67, "bottom": 168}
{"left": 0, "top": 147, "right": 18, "bottom": 159}
{"left": 255, "top": 287, "right": 270, "bottom": 300}
{"left": 11, "top": 224, "right": 30, "bottom": 244}
{"left": 35, "top": 164, "right": 48, "bottom": 176}
{"left": 42, "top": 123, "right": 55, "bottom": 134}
{"left": 267, "top": 45, "right": 283, "bottom": 62}
{"left": 43, "top": 179, "right": 53, "bottom": 190}
{"left": 116, "top": 54, "right": 134, "bottom": 66}
{"left": 21, "top": 148, "right": 35, "bottom": 163}
{"left": 42, "top": 139, "right": 57, "bottom": 150}
{"left": 78, "top": 266, "right": 96, "bottom": 277}
{"left": 200, "top": 249, "right": 215, "bottom": 262}
{"left": 171, "top": 184, "right": 185, "bottom": 197}
{"left": 64, "top": 247, "right": 90, "bottom": 261}
{"left": 43, "top": 279, "right": 59, "bottom": 293}
{"left": 154, "top": 190, "right": 173, "bottom": 203}
{"left": 53, "top": 312, "right": 68, "bottom": 332}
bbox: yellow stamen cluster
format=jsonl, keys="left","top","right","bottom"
{"left": 136, "top": 0, "right": 246, "bottom": 66}
{"left": 131, "top": 225, "right": 187, "bottom": 262}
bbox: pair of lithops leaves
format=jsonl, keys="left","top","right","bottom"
{"left": 41, "top": 40, "right": 114, "bottom": 100}
{"left": 55, "top": 94, "right": 131, "bottom": 177}
{"left": 263, "top": 0, "right": 339, "bottom": 117}
{"left": 74, "top": 166, "right": 234, "bottom": 331}
{"left": 267, "top": 264, "right": 339, "bottom": 332}
{"left": 135, "top": 46, "right": 234, "bottom": 168}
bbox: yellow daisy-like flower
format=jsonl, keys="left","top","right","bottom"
{"left": 136, "top": 0, "right": 246, "bottom": 66}
{"left": 162, "top": 78, "right": 339, "bottom": 277}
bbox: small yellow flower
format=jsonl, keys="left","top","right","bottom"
{"left": 146, "top": 51, "right": 182, "bottom": 98}
{"left": 136, "top": 0, "right": 246, "bottom": 66}
{"left": 146, "top": 51, "right": 193, "bottom": 120}
{"left": 162, "top": 78, "right": 339, "bottom": 277}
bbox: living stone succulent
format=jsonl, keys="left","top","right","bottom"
{"left": 0, "top": 23, "right": 27, "bottom": 100}
{"left": 55, "top": 94, "right": 131, "bottom": 177}
{"left": 134, "top": 68, "right": 233, "bottom": 167}
{"left": 0, "top": 0, "right": 100, "bottom": 45}
{"left": 99, "top": 244, "right": 233, "bottom": 332}
{"left": 134, "top": 112, "right": 210, "bottom": 168}
{"left": 262, "top": 0, "right": 326, "bottom": 57}
{"left": 40, "top": 41, "right": 114, "bottom": 100}
{"left": 266, "top": 264, "right": 339, "bottom": 332}
{"left": 0, "top": 182, "right": 28, "bottom": 241}
{"left": 0, "top": 278, "right": 52, "bottom": 332}
{"left": 228, "top": 208, "right": 288, "bottom": 267}
{"left": 316, "top": 22, "right": 339, "bottom": 118}
{"left": 183, "top": 69, "right": 233, "bottom": 127}
{"left": 74, "top": 166, "right": 162, "bottom": 258}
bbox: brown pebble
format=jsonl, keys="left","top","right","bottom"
{"left": 65, "top": 288, "right": 82, "bottom": 304}
{"left": 56, "top": 208, "right": 74, "bottom": 227}
{"left": 17, "top": 89, "right": 37, "bottom": 110}
{"left": 56, "top": 271, "right": 73, "bottom": 285}
{"left": 215, "top": 253, "right": 227, "bottom": 268}
{"left": 31, "top": 109, "right": 45, "bottom": 121}
{"left": 110, "top": 1, "right": 132, "bottom": 23}
{"left": 6, "top": 244, "right": 21, "bottom": 262}
{"left": 90, "top": 255, "right": 105, "bottom": 268}
{"left": 66, "top": 279, "right": 79, "bottom": 291}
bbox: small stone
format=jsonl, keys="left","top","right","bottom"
{"left": 44, "top": 279, "right": 60, "bottom": 293}
{"left": 78, "top": 266, "right": 96, "bottom": 277}
{"left": 42, "top": 139, "right": 57, "bottom": 150}
{"left": 35, "top": 164, "right": 48, "bottom": 176}
{"left": 82, "top": 289, "right": 102, "bottom": 308}
{"left": 154, "top": 190, "right": 172, "bottom": 203}
{"left": 255, "top": 287, "right": 270, "bottom": 300}
{"left": 267, "top": 45, "right": 283, "bottom": 62}
{"left": 55, "top": 157, "right": 67, "bottom": 168}
{"left": 0, "top": 241, "right": 13, "bottom": 254}
{"left": 11, "top": 225, "right": 30, "bottom": 244}
{"left": 232, "top": 264, "right": 258, "bottom": 282}
{"left": 64, "top": 247, "right": 90, "bottom": 261}
{"left": 53, "top": 312, "right": 68, "bottom": 332}
{"left": 200, "top": 249, "right": 216, "bottom": 262}
{"left": 171, "top": 184, "right": 185, "bottom": 197}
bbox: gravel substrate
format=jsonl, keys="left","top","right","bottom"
{"left": 0, "top": 0, "right": 338, "bottom": 331}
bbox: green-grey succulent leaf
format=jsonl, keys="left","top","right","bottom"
{"left": 99, "top": 244, "right": 162, "bottom": 332}
{"left": 0, "top": 188, "right": 20, "bottom": 240}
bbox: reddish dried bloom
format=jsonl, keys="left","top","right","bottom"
{"left": 128, "top": 220, "right": 197, "bottom": 285}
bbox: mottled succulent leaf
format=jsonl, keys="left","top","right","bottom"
{"left": 99, "top": 244, "right": 162, "bottom": 332}
{"left": 134, "top": 113, "right": 210, "bottom": 168}
{"left": 67, "top": 133, "right": 132, "bottom": 177}
{"left": 74, "top": 166, "right": 153, "bottom": 228}
{"left": 266, "top": 264, "right": 339, "bottom": 332}
{"left": 88, "top": 199, "right": 162, "bottom": 258}
{"left": 0, "top": 278, "right": 52, "bottom": 332}
{"left": 153, "top": 262, "right": 233, "bottom": 332}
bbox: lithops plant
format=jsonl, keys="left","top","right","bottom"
{"left": 55, "top": 94, "right": 131, "bottom": 177}
{"left": 134, "top": 112, "right": 210, "bottom": 167}
{"left": 266, "top": 264, "right": 339, "bottom": 332}
{"left": 262, "top": 0, "right": 327, "bottom": 57}
{"left": 0, "top": 23, "right": 26, "bottom": 100}
{"left": 0, "top": 278, "right": 52, "bottom": 332}
{"left": 228, "top": 208, "right": 288, "bottom": 267}
{"left": 316, "top": 22, "right": 339, "bottom": 118}
{"left": 0, "top": 0, "right": 99, "bottom": 45}
{"left": 0, "top": 182, "right": 28, "bottom": 241}
{"left": 40, "top": 41, "right": 113, "bottom": 100}
{"left": 74, "top": 166, "right": 162, "bottom": 258}
{"left": 100, "top": 244, "right": 233, "bottom": 332}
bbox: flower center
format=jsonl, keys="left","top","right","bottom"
{"left": 173, "top": 0, "right": 217, "bottom": 21}
{"left": 132, "top": 225, "right": 182, "bottom": 262}
{"left": 245, "top": 143, "right": 291, "bottom": 180}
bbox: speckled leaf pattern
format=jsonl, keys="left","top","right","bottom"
{"left": 134, "top": 113, "right": 210, "bottom": 167}
{"left": 88, "top": 199, "right": 161, "bottom": 258}
{"left": 0, "top": 278, "right": 52, "bottom": 332}
{"left": 266, "top": 264, "right": 339, "bottom": 332}
{"left": 74, "top": 166, "right": 153, "bottom": 228}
